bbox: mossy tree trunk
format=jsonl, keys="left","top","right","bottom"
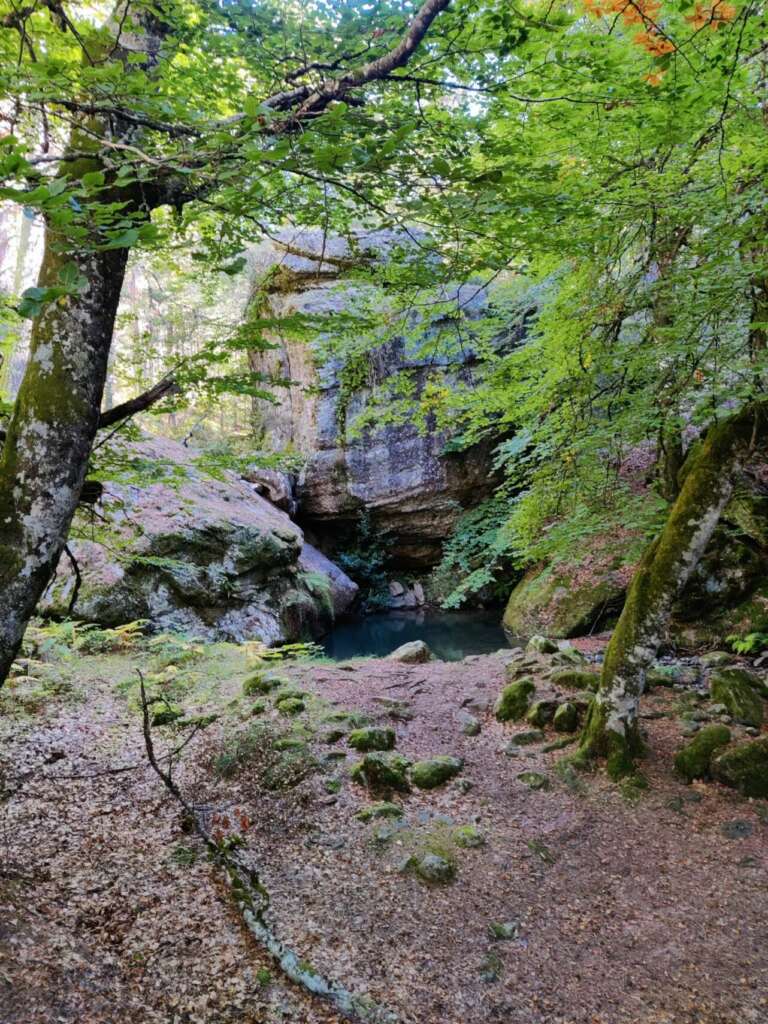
{"left": 578, "top": 401, "right": 768, "bottom": 778}
{"left": 0, "top": 243, "right": 129, "bottom": 681}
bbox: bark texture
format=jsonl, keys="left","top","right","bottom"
{"left": 578, "top": 401, "right": 768, "bottom": 778}
{"left": 0, "top": 244, "right": 129, "bottom": 680}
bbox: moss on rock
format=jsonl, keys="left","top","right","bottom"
{"left": 673, "top": 724, "right": 732, "bottom": 782}
{"left": 354, "top": 801, "right": 404, "bottom": 822}
{"left": 276, "top": 696, "right": 306, "bottom": 716}
{"left": 494, "top": 677, "right": 535, "bottom": 722}
{"left": 350, "top": 751, "right": 411, "bottom": 792}
{"left": 550, "top": 669, "right": 600, "bottom": 692}
{"left": 452, "top": 824, "right": 485, "bottom": 848}
{"left": 348, "top": 727, "right": 396, "bottom": 752}
{"left": 711, "top": 737, "right": 768, "bottom": 798}
{"left": 526, "top": 699, "right": 558, "bottom": 727}
{"left": 410, "top": 755, "right": 463, "bottom": 789}
{"left": 553, "top": 702, "right": 579, "bottom": 733}
{"left": 710, "top": 670, "right": 764, "bottom": 727}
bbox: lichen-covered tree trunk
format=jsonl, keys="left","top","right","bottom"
{"left": 0, "top": 240, "right": 129, "bottom": 682}
{"left": 578, "top": 401, "right": 768, "bottom": 778}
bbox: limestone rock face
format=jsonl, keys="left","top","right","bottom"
{"left": 247, "top": 230, "right": 505, "bottom": 567}
{"left": 41, "top": 436, "right": 357, "bottom": 643}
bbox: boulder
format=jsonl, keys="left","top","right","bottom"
{"left": 504, "top": 564, "right": 626, "bottom": 638}
{"left": 452, "top": 824, "right": 485, "bottom": 848}
{"left": 41, "top": 435, "right": 358, "bottom": 644}
{"left": 673, "top": 724, "right": 732, "bottom": 782}
{"left": 526, "top": 635, "right": 559, "bottom": 654}
{"left": 414, "top": 852, "right": 455, "bottom": 883}
{"left": 711, "top": 737, "right": 768, "bottom": 798}
{"left": 710, "top": 670, "right": 764, "bottom": 727}
{"left": 354, "top": 802, "right": 404, "bottom": 821}
{"left": 494, "top": 677, "right": 535, "bottom": 721}
{"left": 410, "top": 755, "right": 463, "bottom": 789}
{"left": 550, "top": 669, "right": 600, "bottom": 692}
{"left": 526, "top": 699, "right": 558, "bottom": 727}
{"left": 387, "top": 640, "right": 432, "bottom": 664}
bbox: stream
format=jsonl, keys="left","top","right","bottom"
{"left": 320, "top": 609, "right": 510, "bottom": 662}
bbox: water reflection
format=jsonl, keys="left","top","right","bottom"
{"left": 321, "top": 609, "right": 509, "bottom": 662}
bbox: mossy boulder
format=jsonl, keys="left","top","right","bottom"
{"left": 550, "top": 669, "right": 600, "bottom": 692}
{"left": 410, "top": 755, "right": 463, "bottom": 789}
{"left": 551, "top": 647, "right": 586, "bottom": 668}
{"left": 494, "top": 677, "right": 535, "bottom": 722}
{"left": 711, "top": 737, "right": 768, "bottom": 798}
{"left": 503, "top": 563, "right": 625, "bottom": 638}
{"left": 673, "top": 724, "right": 732, "bottom": 782}
{"left": 388, "top": 640, "right": 432, "bottom": 664}
{"left": 350, "top": 751, "right": 411, "bottom": 792}
{"left": 354, "top": 802, "right": 404, "bottom": 822}
{"left": 553, "top": 702, "right": 579, "bottom": 733}
{"left": 699, "top": 651, "right": 733, "bottom": 669}
{"left": 275, "top": 696, "right": 306, "bottom": 716}
{"left": 710, "top": 670, "right": 764, "bottom": 727}
{"left": 526, "top": 699, "right": 558, "bottom": 727}
{"left": 243, "top": 673, "right": 286, "bottom": 696}
{"left": 348, "top": 727, "right": 396, "bottom": 752}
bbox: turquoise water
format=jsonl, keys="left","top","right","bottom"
{"left": 321, "top": 609, "right": 509, "bottom": 662}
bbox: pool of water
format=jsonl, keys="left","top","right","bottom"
{"left": 320, "top": 609, "right": 509, "bottom": 662}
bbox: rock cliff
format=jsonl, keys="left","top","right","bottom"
{"left": 248, "top": 230, "right": 502, "bottom": 567}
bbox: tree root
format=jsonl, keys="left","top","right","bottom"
{"left": 138, "top": 672, "right": 399, "bottom": 1024}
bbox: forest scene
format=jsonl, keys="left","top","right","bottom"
{"left": 1, "top": 0, "right": 767, "bottom": 1020}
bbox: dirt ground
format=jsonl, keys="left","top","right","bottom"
{"left": 1, "top": 643, "right": 766, "bottom": 1024}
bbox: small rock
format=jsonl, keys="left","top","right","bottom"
{"left": 513, "top": 729, "right": 545, "bottom": 746}
{"left": 388, "top": 580, "right": 406, "bottom": 597}
{"left": 276, "top": 697, "right": 305, "bottom": 716}
{"left": 494, "top": 677, "right": 535, "bottom": 722}
{"left": 413, "top": 582, "right": 426, "bottom": 604}
{"left": 459, "top": 712, "right": 481, "bottom": 736}
{"left": 527, "top": 635, "right": 559, "bottom": 655}
{"left": 350, "top": 751, "right": 412, "bottom": 792}
{"left": 411, "top": 755, "right": 464, "bottom": 789}
{"left": 517, "top": 771, "right": 549, "bottom": 790}
{"left": 322, "top": 728, "right": 346, "bottom": 744}
{"left": 479, "top": 951, "right": 503, "bottom": 982}
{"left": 414, "top": 853, "right": 455, "bottom": 883}
{"left": 348, "top": 727, "right": 396, "bottom": 752}
{"left": 452, "top": 824, "right": 485, "bottom": 848}
{"left": 388, "top": 640, "right": 432, "bottom": 664}
{"left": 454, "top": 778, "right": 474, "bottom": 794}
{"left": 354, "top": 802, "right": 404, "bottom": 822}
{"left": 679, "top": 720, "right": 701, "bottom": 736}
{"left": 721, "top": 820, "right": 754, "bottom": 840}
{"left": 673, "top": 724, "right": 731, "bottom": 783}
{"left": 504, "top": 743, "right": 522, "bottom": 758}
{"left": 699, "top": 651, "right": 733, "bottom": 668}
{"left": 526, "top": 699, "right": 558, "bottom": 727}
{"left": 488, "top": 921, "right": 520, "bottom": 941}
{"left": 553, "top": 702, "right": 579, "bottom": 733}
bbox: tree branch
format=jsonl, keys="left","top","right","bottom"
{"left": 98, "top": 375, "right": 180, "bottom": 429}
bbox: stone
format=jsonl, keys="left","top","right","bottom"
{"left": 513, "top": 729, "right": 545, "bottom": 746}
{"left": 553, "top": 702, "right": 579, "bottom": 733}
{"left": 527, "top": 635, "right": 559, "bottom": 655}
{"left": 504, "top": 564, "right": 626, "bottom": 638}
{"left": 413, "top": 582, "right": 426, "bottom": 604}
{"left": 550, "top": 669, "right": 600, "bottom": 692}
{"left": 525, "top": 699, "right": 558, "bottom": 727}
{"left": 711, "top": 737, "right": 768, "bottom": 798}
{"left": 354, "top": 802, "right": 405, "bottom": 822}
{"left": 388, "top": 580, "right": 406, "bottom": 597}
{"left": 274, "top": 737, "right": 306, "bottom": 751}
{"left": 680, "top": 721, "right": 701, "bottom": 736}
{"left": 454, "top": 778, "right": 474, "bottom": 794}
{"left": 488, "top": 921, "right": 520, "bottom": 941}
{"left": 551, "top": 647, "right": 586, "bottom": 668}
{"left": 459, "top": 712, "right": 481, "bottom": 736}
{"left": 710, "top": 670, "right": 764, "bottom": 727}
{"left": 452, "top": 825, "right": 486, "bottom": 848}
{"left": 410, "top": 755, "right": 464, "bottom": 789}
{"left": 388, "top": 640, "right": 432, "bottom": 664}
{"left": 414, "top": 853, "right": 455, "bottom": 883}
{"left": 322, "top": 728, "right": 346, "bottom": 744}
{"left": 673, "top": 724, "right": 732, "bottom": 782}
{"left": 39, "top": 434, "right": 358, "bottom": 643}
{"left": 350, "top": 751, "right": 412, "bottom": 792}
{"left": 347, "top": 727, "right": 396, "bottom": 752}
{"left": 494, "top": 677, "right": 535, "bottom": 722}
{"left": 517, "top": 771, "right": 549, "bottom": 790}
{"left": 721, "top": 820, "right": 754, "bottom": 840}
{"left": 479, "top": 952, "right": 503, "bottom": 983}
{"left": 699, "top": 651, "right": 734, "bottom": 669}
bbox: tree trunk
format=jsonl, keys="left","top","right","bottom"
{"left": 577, "top": 401, "right": 768, "bottom": 778}
{"left": 0, "top": 239, "right": 128, "bottom": 681}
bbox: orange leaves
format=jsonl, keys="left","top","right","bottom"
{"left": 634, "top": 29, "right": 676, "bottom": 55}
{"left": 685, "top": 1, "right": 738, "bottom": 29}
{"left": 645, "top": 71, "right": 666, "bottom": 86}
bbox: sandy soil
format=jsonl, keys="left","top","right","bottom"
{"left": 1, "top": 645, "right": 766, "bottom": 1024}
